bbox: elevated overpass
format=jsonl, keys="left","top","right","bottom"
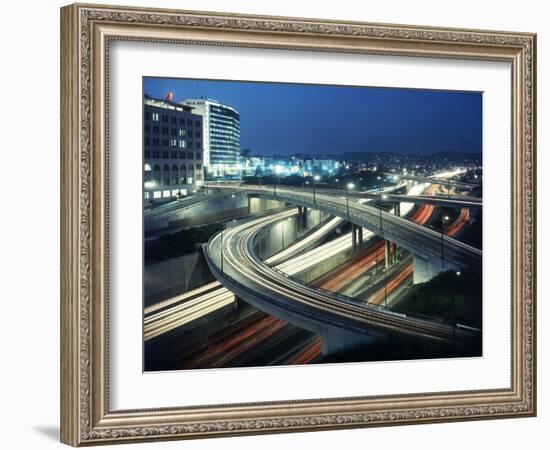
{"left": 144, "top": 191, "right": 237, "bottom": 225}
{"left": 204, "top": 209, "right": 476, "bottom": 353}
{"left": 311, "top": 188, "right": 482, "bottom": 209}
{"left": 204, "top": 184, "right": 482, "bottom": 274}
{"left": 388, "top": 173, "right": 481, "bottom": 190}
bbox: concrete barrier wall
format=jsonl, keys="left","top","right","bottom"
{"left": 253, "top": 208, "right": 330, "bottom": 260}
{"left": 146, "top": 193, "right": 249, "bottom": 231}
{"left": 144, "top": 251, "right": 215, "bottom": 307}
{"left": 296, "top": 244, "right": 355, "bottom": 284}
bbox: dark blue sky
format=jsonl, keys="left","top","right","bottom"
{"left": 144, "top": 77, "right": 482, "bottom": 156}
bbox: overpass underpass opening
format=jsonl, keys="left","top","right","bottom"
{"left": 147, "top": 180, "right": 484, "bottom": 370}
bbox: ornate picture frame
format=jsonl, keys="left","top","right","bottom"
{"left": 60, "top": 3, "right": 536, "bottom": 446}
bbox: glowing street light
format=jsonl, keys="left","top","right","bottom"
{"left": 377, "top": 176, "right": 383, "bottom": 230}
{"left": 346, "top": 182, "right": 355, "bottom": 216}
{"left": 313, "top": 174, "right": 321, "bottom": 204}
{"left": 441, "top": 215, "right": 450, "bottom": 260}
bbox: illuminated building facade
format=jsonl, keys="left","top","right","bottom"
{"left": 183, "top": 98, "right": 241, "bottom": 178}
{"left": 143, "top": 94, "right": 204, "bottom": 202}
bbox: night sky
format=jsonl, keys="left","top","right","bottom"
{"left": 144, "top": 77, "right": 482, "bottom": 156}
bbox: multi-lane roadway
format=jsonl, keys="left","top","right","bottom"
{"left": 204, "top": 207, "right": 474, "bottom": 343}
{"left": 146, "top": 179, "right": 480, "bottom": 366}
{"left": 204, "top": 183, "right": 482, "bottom": 270}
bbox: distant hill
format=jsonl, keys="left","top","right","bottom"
{"left": 338, "top": 151, "right": 481, "bottom": 163}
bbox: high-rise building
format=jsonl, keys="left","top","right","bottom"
{"left": 183, "top": 98, "right": 240, "bottom": 178}
{"left": 143, "top": 94, "right": 204, "bottom": 202}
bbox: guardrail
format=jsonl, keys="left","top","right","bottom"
{"left": 204, "top": 214, "right": 479, "bottom": 342}
{"left": 144, "top": 190, "right": 241, "bottom": 223}
{"left": 202, "top": 241, "right": 376, "bottom": 335}
{"left": 239, "top": 186, "right": 481, "bottom": 266}
{"left": 205, "top": 183, "right": 481, "bottom": 252}
{"left": 203, "top": 238, "right": 474, "bottom": 341}
{"left": 247, "top": 222, "right": 458, "bottom": 326}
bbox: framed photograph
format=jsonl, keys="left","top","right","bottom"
{"left": 60, "top": 3, "right": 537, "bottom": 446}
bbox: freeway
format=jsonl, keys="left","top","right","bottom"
{"left": 265, "top": 183, "right": 405, "bottom": 266}
{"left": 299, "top": 187, "right": 481, "bottom": 209}
{"left": 205, "top": 208, "right": 474, "bottom": 343}
{"left": 146, "top": 183, "right": 453, "bottom": 365}
{"left": 144, "top": 282, "right": 235, "bottom": 341}
{"left": 313, "top": 201, "right": 436, "bottom": 298}
{"left": 389, "top": 173, "right": 480, "bottom": 190}
{"left": 144, "top": 182, "right": 433, "bottom": 342}
{"left": 346, "top": 191, "right": 480, "bottom": 209}
{"left": 204, "top": 183, "right": 482, "bottom": 270}
{"left": 144, "top": 191, "right": 237, "bottom": 225}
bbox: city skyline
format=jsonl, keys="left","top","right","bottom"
{"left": 144, "top": 77, "right": 482, "bottom": 157}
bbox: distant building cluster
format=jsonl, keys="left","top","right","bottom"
{"left": 239, "top": 154, "right": 342, "bottom": 178}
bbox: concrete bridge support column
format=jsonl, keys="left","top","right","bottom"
{"left": 358, "top": 226, "right": 363, "bottom": 248}
{"left": 320, "top": 327, "right": 381, "bottom": 355}
{"left": 413, "top": 254, "right": 459, "bottom": 284}
{"left": 385, "top": 240, "right": 392, "bottom": 269}
{"left": 351, "top": 224, "right": 358, "bottom": 252}
{"left": 394, "top": 202, "right": 401, "bottom": 217}
{"left": 299, "top": 206, "right": 308, "bottom": 229}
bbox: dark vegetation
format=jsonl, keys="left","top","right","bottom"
{"left": 457, "top": 210, "right": 483, "bottom": 249}
{"left": 320, "top": 330, "right": 482, "bottom": 365}
{"left": 392, "top": 268, "right": 482, "bottom": 328}
{"left": 145, "top": 223, "right": 223, "bottom": 265}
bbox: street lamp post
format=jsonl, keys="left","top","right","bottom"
{"left": 377, "top": 176, "right": 383, "bottom": 230}
{"left": 453, "top": 270, "right": 461, "bottom": 352}
{"left": 384, "top": 262, "right": 387, "bottom": 308}
{"left": 346, "top": 183, "right": 355, "bottom": 216}
{"left": 274, "top": 173, "right": 279, "bottom": 196}
{"left": 220, "top": 219, "right": 237, "bottom": 276}
{"left": 282, "top": 218, "right": 288, "bottom": 248}
{"left": 282, "top": 216, "right": 292, "bottom": 248}
{"left": 220, "top": 222, "right": 225, "bottom": 275}
{"left": 441, "top": 215, "right": 450, "bottom": 261}
{"left": 313, "top": 175, "right": 320, "bottom": 204}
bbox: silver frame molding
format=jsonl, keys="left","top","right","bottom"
{"left": 60, "top": 3, "right": 536, "bottom": 446}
